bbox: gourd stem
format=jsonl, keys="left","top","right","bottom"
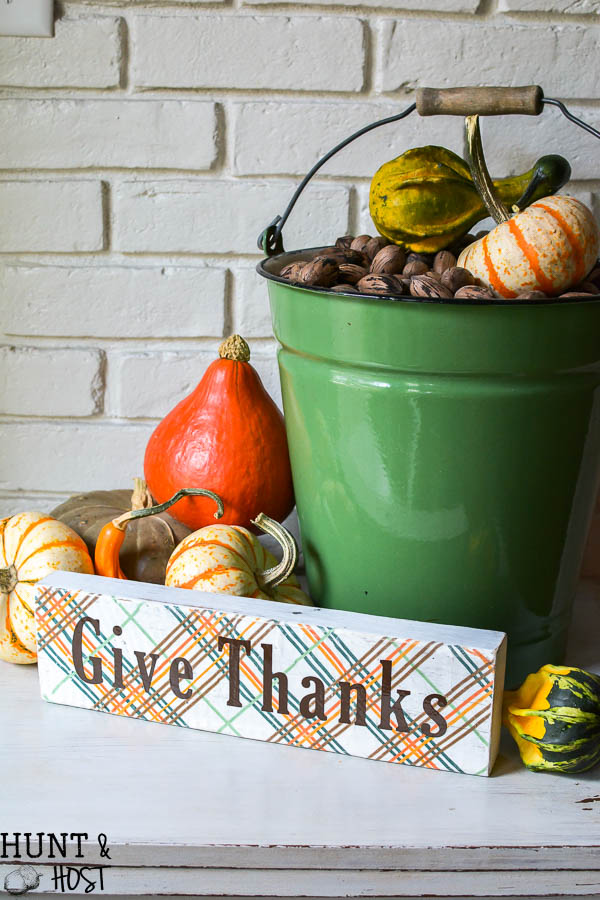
{"left": 219, "top": 334, "right": 251, "bottom": 362}
{"left": 0, "top": 565, "right": 18, "bottom": 594}
{"left": 465, "top": 115, "right": 511, "bottom": 224}
{"left": 114, "top": 488, "right": 224, "bottom": 530}
{"left": 252, "top": 513, "right": 298, "bottom": 590}
{"left": 131, "top": 477, "right": 153, "bottom": 511}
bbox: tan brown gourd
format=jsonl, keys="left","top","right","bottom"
{"left": 51, "top": 479, "right": 191, "bottom": 584}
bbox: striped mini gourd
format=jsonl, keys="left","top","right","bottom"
{"left": 504, "top": 664, "right": 600, "bottom": 774}
{"left": 458, "top": 195, "right": 599, "bottom": 298}
{"left": 165, "top": 521, "right": 311, "bottom": 606}
{"left": 0, "top": 511, "right": 94, "bottom": 664}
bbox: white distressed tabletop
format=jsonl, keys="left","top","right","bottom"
{"left": 1, "top": 583, "right": 600, "bottom": 899}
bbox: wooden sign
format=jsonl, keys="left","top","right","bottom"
{"left": 36, "top": 572, "right": 506, "bottom": 776}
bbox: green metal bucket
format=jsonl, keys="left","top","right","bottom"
{"left": 259, "top": 252, "right": 600, "bottom": 686}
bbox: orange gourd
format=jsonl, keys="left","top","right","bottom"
{"left": 144, "top": 335, "right": 295, "bottom": 531}
{"left": 0, "top": 512, "right": 94, "bottom": 664}
{"left": 95, "top": 488, "right": 223, "bottom": 580}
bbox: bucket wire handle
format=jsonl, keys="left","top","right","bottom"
{"left": 257, "top": 86, "right": 600, "bottom": 257}
{"left": 258, "top": 102, "right": 416, "bottom": 256}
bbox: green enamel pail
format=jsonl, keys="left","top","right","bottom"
{"left": 260, "top": 262, "right": 600, "bottom": 685}
{"left": 256, "top": 87, "right": 600, "bottom": 686}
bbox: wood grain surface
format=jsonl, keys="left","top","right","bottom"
{"left": 0, "top": 582, "right": 599, "bottom": 897}
{"left": 416, "top": 86, "right": 544, "bottom": 117}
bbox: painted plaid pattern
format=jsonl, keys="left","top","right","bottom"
{"left": 36, "top": 586, "right": 498, "bottom": 775}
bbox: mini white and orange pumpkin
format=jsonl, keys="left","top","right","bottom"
{"left": 458, "top": 115, "right": 600, "bottom": 299}
{"left": 166, "top": 514, "right": 311, "bottom": 606}
{"left": 92, "top": 490, "right": 311, "bottom": 607}
{"left": 458, "top": 195, "right": 599, "bottom": 298}
{"left": 0, "top": 512, "right": 94, "bottom": 664}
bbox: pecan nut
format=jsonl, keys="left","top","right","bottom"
{"left": 364, "top": 236, "right": 389, "bottom": 261}
{"left": 433, "top": 250, "right": 457, "bottom": 274}
{"left": 330, "top": 283, "right": 358, "bottom": 293}
{"left": 339, "top": 263, "right": 368, "bottom": 284}
{"left": 453, "top": 285, "right": 495, "bottom": 300}
{"left": 356, "top": 274, "right": 404, "bottom": 295}
{"left": 279, "top": 262, "right": 305, "bottom": 282}
{"left": 316, "top": 248, "right": 367, "bottom": 267}
{"left": 350, "top": 234, "right": 372, "bottom": 254}
{"left": 410, "top": 275, "right": 453, "bottom": 299}
{"left": 403, "top": 259, "right": 429, "bottom": 277}
{"left": 575, "top": 280, "right": 600, "bottom": 295}
{"left": 441, "top": 266, "right": 475, "bottom": 293}
{"left": 300, "top": 257, "right": 339, "bottom": 287}
{"left": 370, "top": 245, "right": 406, "bottom": 275}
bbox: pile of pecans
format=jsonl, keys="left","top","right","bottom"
{"left": 278, "top": 233, "right": 600, "bottom": 301}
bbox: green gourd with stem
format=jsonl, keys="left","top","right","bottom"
{"left": 369, "top": 146, "right": 571, "bottom": 253}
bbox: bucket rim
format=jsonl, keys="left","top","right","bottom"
{"left": 257, "top": 246, "right": 600, "bottom": 307}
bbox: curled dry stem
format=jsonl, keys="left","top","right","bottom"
{"left": 465, "top": 115, "right": 511, "bottom": 225}
{"left": 252, "top": 513, "right": 298, "bottom": 590}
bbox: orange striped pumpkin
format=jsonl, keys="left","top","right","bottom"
{"left": 165, "top": 523, "right": 311, "bottom": 605}
{"left": 458, "top": 195, "right": 599, "bottom": 298}
{"left": 0, "top": 512, "right": 94, "bottom": 665}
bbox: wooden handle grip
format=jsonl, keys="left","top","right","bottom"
{"left": 416, "top": 86, "right": 544, "bottom": 117}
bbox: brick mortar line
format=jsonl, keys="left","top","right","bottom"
{"left": 222, "top": 268, "right": 235, "bottom": 338}
{"left": 1, "top": 170, "right": 599, "bottom": 184}
{"left": 224, "top": 98, "right": 236, "bottom": 173}
{"left": 0, "top": 175, "right": 597, "bottom": 191}
{"left": 0, "top": 251, "right": 271, "bottom": 259}
{"left": 0, "top": 171, "right": 376, "bottom": 181}
{"left": 0, "top": 490, "right": 73, "bottom": 498}
{"left": 63, "top": 0, "right": 237, "bottom": 8}
{"left": 0, "top": 254, "right": 270, "bottom": 264}
{"left": 361, "top": 18, "right": 372, "bottom": 96}
{"left": 1, "top": 87, "right": 599, "bottom": 103}
{"left": 0, "top": 336, "right": 278, "bottom": 349}
{"left": 0, "top": 253, "right": 270, "bottom": 263}
{"left": 59, "top": 1, "right": 600, "bottom": 21}
{"left": 0, "top": 414, "right": 167, "bottom": 425}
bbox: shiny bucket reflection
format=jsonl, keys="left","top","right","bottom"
{"left": 259, "top": 250, "right": 600, "bottom": 686}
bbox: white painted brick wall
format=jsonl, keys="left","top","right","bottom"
{"left": 108, "top": 348, "right": 281, "bottom": 419}
{"left": 474, "top": 107, "right": 600, "bottom": 180}
{"left": 0, "top": 182, "right": 104, "bottom": 252}
{"left": 114, "top": 181, "right": 351, "bottom": 253}
{"left": 245, "top": 0, "right": 479, "bottom": 9}
{"left": 0, "top": 17, "right": 123, "bottom": 88}
{"left": 233, "top": 266, "right": 273, "bottom": 338}
{"left": 0, "top": 346, "right": 105, "bottom": 416}
{"left": 0, "top": 4, "right": 599, "bottom": 514}
{"left": 378, "top": 21, "right": 600, "bottom": 97}
{"left": 0, "top": 493, "right": 72, "bottom": 518}
{"left": 132, "top": 15, "right": 366, "bottom": 91}
{"left": 0, "top": 422, "right": 153, "bottom": 492}
{"left": 499, "top": 0, "right": 599, "bottom": 10}
{"left": 233, "top": 102, "right": 465, "bottom": 177}
{"left": 0, "top": 100, "right": 218, "bottom": 170}
{"left": 0, "top": 266, "right": 226, "bottom": 338}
